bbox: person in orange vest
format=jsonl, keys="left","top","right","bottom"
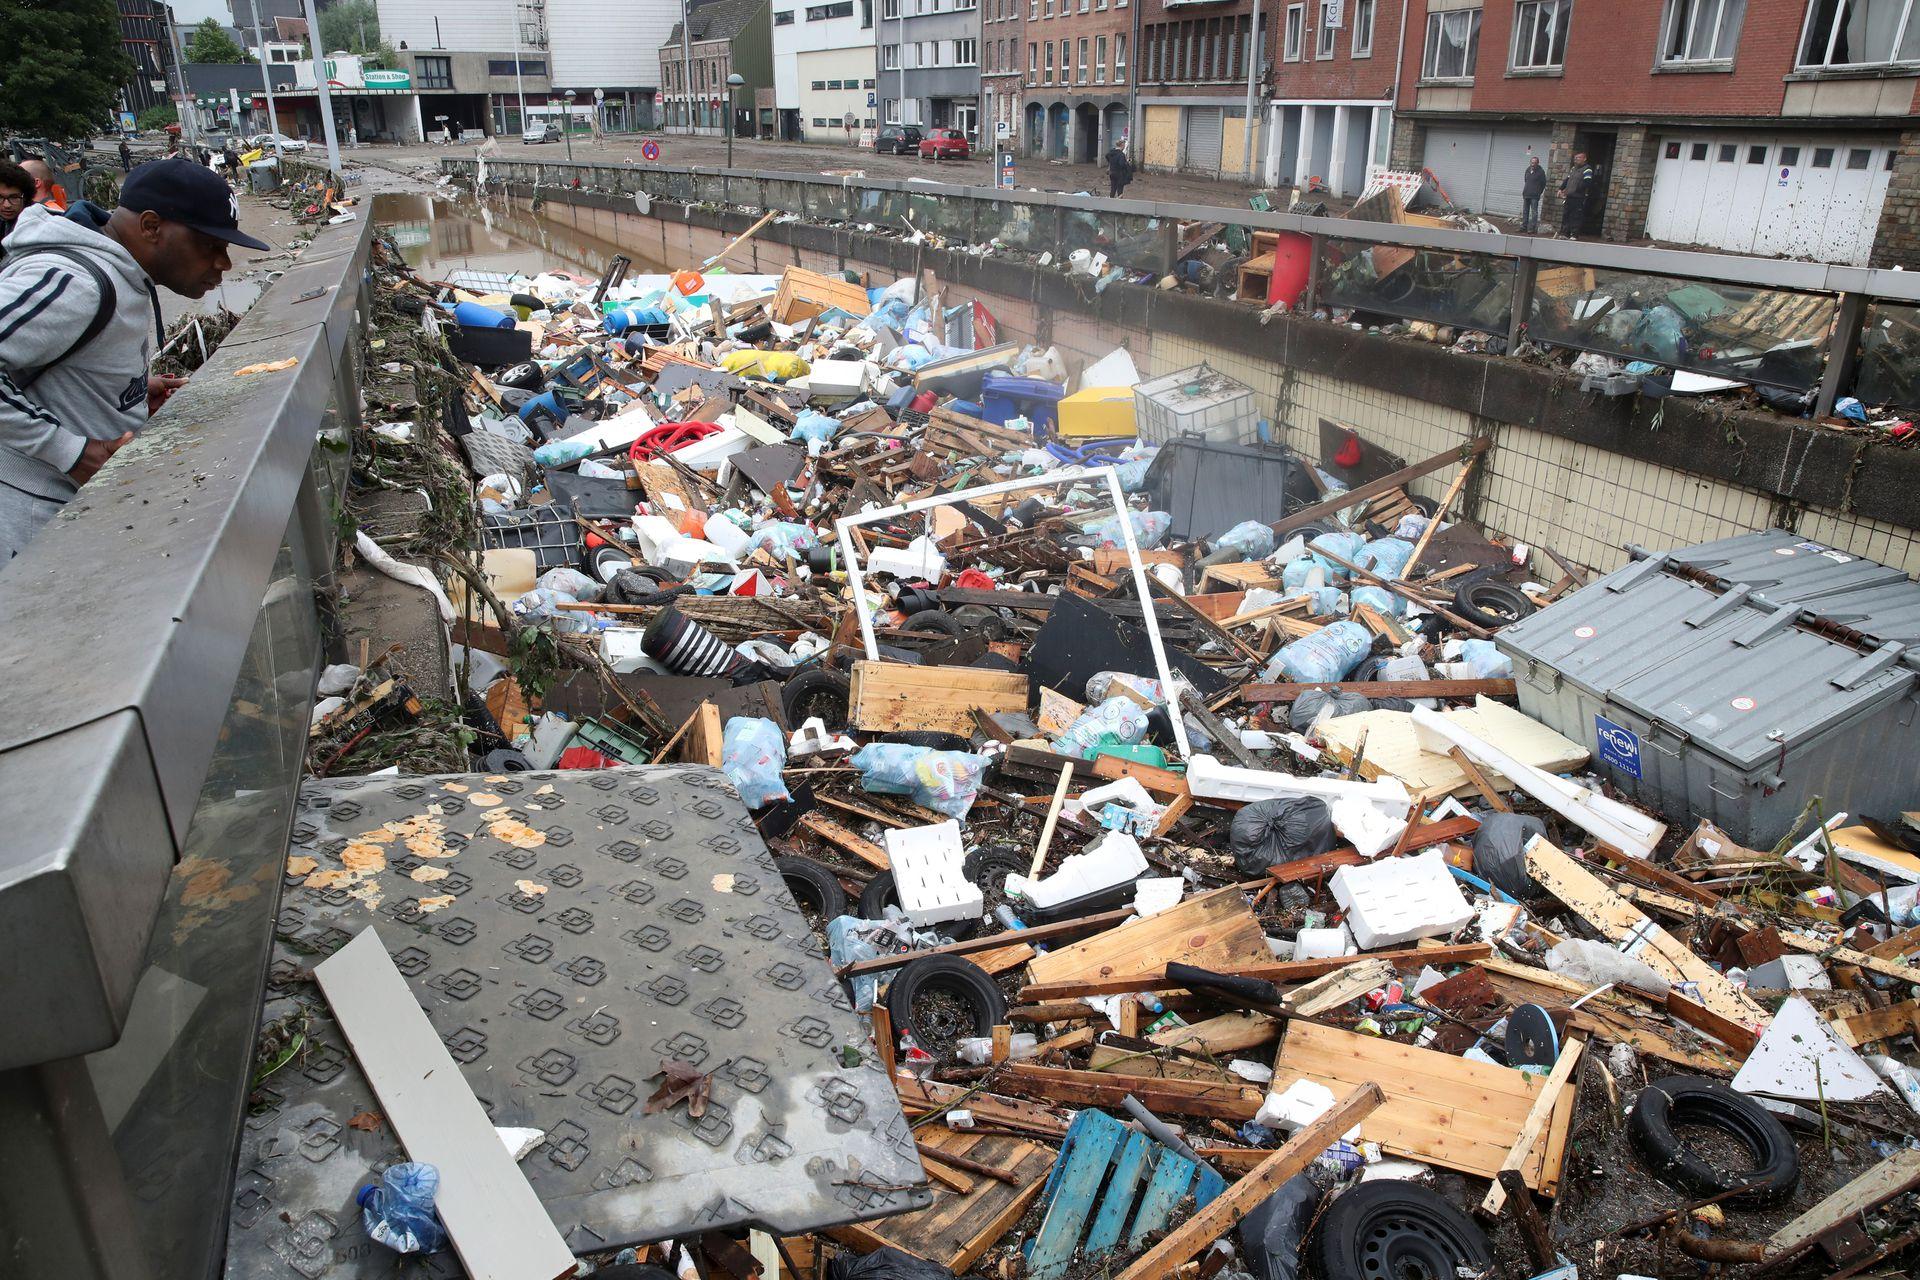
{"left": 20, "top": 159, "right": 67, "bottom": 213}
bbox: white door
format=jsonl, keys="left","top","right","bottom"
{"left": 1421, "top": 125, "right": 1493, "bottom": 209}
{"left": 1484, "top": 128, "right": 1552, "bottom": 216}
{"left": 1648, "top": 132, "right": 1894, "bottom": 266}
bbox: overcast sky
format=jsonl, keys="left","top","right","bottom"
{"left": 173, "top": 0, "right": 239, "bottom": 26}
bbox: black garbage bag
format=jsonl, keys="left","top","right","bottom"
{"left": 827, "top": 1246, "right": 954, "bottom": 1280}
{"left": 1473, "top": 810, "right": 1547, "bottom": 899}
{"left": 602, "top": 569, "right": 691, "bottom": 608}
{"left": 1289, "top": 689, "right": 1371, "bottom": 733}
{"left": 1237, "top": 1171, "right": 1324, "bottom": 1280}
{"left": 1230, "top": 797, "right": 1337, "bottom": 877}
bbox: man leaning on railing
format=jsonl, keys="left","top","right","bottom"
{"left": 0, "top": 158, "right": 269, "bottom": 560}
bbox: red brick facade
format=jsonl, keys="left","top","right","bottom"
{"left": 1269, "top": 0, "right": 1402, "bottom": 100}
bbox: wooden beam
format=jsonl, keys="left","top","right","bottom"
{"left": 1028, "top": 763, "right": 1075, "bottom": 880}
{"left": 849, "top": 661, "right": 1029, "bottom": 735}
{"left": 1270, "top": 438, "right": 1492, "bottom": 539}
{"left": 1396, "top": 457, "right": 1476, "bottom": 581}
{"left": 1111, "top": 1084, "right": 1387, "bottom": 1280}
{"left": 796, "top": 811, "right": 891, "bottom": 870}
{"left": 1019, "top": 943, "right": 1494, "bottom": 1002}
{"left": 1480, "top": 1036, "right": 1584, "bottom": 1216}
{"left": 996, "top": 1064, "right": 1263, "bottom": 1121}
{"left": 1240, "top": 678, "right": 1518, "bottom": 703}
{"left": 839, "top": 907, "right": 1137, "bottom": 976}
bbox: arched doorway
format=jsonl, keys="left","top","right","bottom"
{"left": 1048, "top": 103, "right": 1070, "bottom": 160}
{"left": 1025, "top": 102, "right": 1045, "bottom": 157}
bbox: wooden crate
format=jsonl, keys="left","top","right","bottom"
{"left": 1236, "top": 251, "right": 1276, "bottom": 303}
{"left": 848, "top": 661, "right": 1028, "bottom": 735}
{"left": 826, "top": 1129, "right": 1057, "bottom": 1274}
{"left": 773, "top": 266, "right": 872, "bottom": 324}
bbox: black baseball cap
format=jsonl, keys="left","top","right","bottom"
{"left": 119, "top": 158, "right": 272, "bottom": 251}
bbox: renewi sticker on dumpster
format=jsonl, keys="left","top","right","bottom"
{"left": 1594, "top": 713, "right": 1642, "bottom": 780}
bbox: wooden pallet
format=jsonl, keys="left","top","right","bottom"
{"left": 827, "top": 1128, "right": 1057, "bottom": 1273}
{"left": 1026, "top": 1109, "right": 1227, "bottom": 1279}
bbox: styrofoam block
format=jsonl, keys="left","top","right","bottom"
{"left": 1330, "top": 795, "right": 1407, "bottom": 859}
{"left": 1330, "top": 850, "right": 1474, "bottom": 950}
{"left": 884, "top": 820, "right": 982, "bottom": 926}
{"left": 629, "top": 514, "right": 682, "bottom": 563}
{"left": 1294, "top": 925, "right": 1353, "bottom": 960}
{"left": 667, "top": 423, "right": 752, "bottom": 470}
{"left": 1004, "top": 831, "right": 1148, "bottom": 912}
{"left": 867, "top": 536, "right": 947, "bottom": 582}
{"left": 1255, "top": 1079, "right": 1361, "bottom": 1140}
{"left": 808, "top": 359, "right": 871, "bottom": 397}
{"left": 1133, "top": 877, "right": 1184, "bottom": 917}
{"left": 1186, "top": 754, "right": 1411, "bottom": 819}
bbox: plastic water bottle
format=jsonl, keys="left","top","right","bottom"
{"left": 358, "top": 1163, "right": 447, "bottom": 1255}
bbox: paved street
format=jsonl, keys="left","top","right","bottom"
{"left": 350, "top": 132, "right": 1276, "bottom": 210}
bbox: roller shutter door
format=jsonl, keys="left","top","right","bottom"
{"left": 1421, "top": 125, "right": 1551, "bottom": 217}
{"left": 1184, "top": 106, "right": 1223, "bottom": 172}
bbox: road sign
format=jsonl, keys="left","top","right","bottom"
{"left": 998, "top": 150, "right": 1014, "bottom": 189}
{"left": 867, "top": 92, "right": 877, "bottom": 107}
{"left": 995, "top": 120, "right": 1010, "bottom": 138}
{"left": 641, "top": 139, "right": 661, "bottom": 161}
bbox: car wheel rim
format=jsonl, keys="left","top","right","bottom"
{"left": 1355, "top": 1201, "right": 1481, "bottom": 1280}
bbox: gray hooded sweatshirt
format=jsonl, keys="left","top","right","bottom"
{"left": 0, "top": 202, "right": 158, "bottom": 557}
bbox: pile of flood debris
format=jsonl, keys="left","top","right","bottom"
{"left": 301, "top": 228, "right": 1920, "bottom": 1280}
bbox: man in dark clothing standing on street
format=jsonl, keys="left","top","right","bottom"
{"left": 1559, "top": 150, "right": 1596, "bottom": 238}
{"left": 1521, "top": 155, "right": 1546, "bottom": 233}
{"left": 118, "top": 137, "right": 134, "bottom": 172}
{"left": 1106, "top": 142, "right": 1134, "bottom": 199}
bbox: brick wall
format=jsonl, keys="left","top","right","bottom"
{"left": 1870, "top": 128, "right": 1920, "bottom": 269}
{"left": 1270, "top": 0, "right": 1403, "bottom": 100}
{"left": 1397, "top": 0, "right": 1807, "bottom": 118}
{"left": 1599, "top": 123, "right": 1656, "bottom": 242}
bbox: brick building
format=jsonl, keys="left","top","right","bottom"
{"left": 1265, "top": 0, "right": 1403, "bottom": 195}
{"left": 980, "top": 0, "right": 1024, "bottom": 147}
{"left": 1386, "top": 0, "right": 1919, "bottom": 266}
{"left": 1133, "top": 0, "right": 1264, "bottom": 176}
{"left": 1018, "top": 0, "right": 1133, "bottom": 162}
{"left": 660, "top": 0, "right": 774, "bottom": 135}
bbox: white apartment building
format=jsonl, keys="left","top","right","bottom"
{"left": 377, "top": 0, "right": 675, "bottom": 133}
{"left": 773, "top": 0, "right": 878, "bottom": 141}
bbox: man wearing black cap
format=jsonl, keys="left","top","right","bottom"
{"left": 0, "top": 158, "right": 270, "bottom": 558}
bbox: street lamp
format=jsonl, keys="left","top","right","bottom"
{"left": 725, "top": 72, "right": 744, "bottom": 169}
{"left": 562, "top": 89, "right": 576, "bottom": 162}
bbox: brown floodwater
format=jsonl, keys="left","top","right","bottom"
{"left": 372, "top": 191, "right": 667, "bottom": 281}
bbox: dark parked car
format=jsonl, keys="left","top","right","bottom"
{"left": 873, "top": 125, "right": 923, "bottom": 155}
{"left": 918, "top": 127, "right": 970, "bottom": 160}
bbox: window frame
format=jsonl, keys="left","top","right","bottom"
{"left": 882, "top": 41, "right": 901, "bottom": 67}
{"left": 1095, "top": 33, "right": 1108, "bottom": 79}
{"left": 956, "top": 35, "right": 977, "bottom": 63}
{"left": 1509, "top": 0, "right": 1569, "bottom": 72}
{"left": 1078, "top": 34, "right": 1089, "bottom": 79}
{"left": 1284, "top": 2, "right": 1305, "bottom": 58}
{"left": 1421, "top": 7, "right": 1482, "bottom": 79}
{"left": 1351, "top": 0, "right": 1375, "bottom": 55}
{"left": 415, "top": 54, "right": 453, "bottom": 89}
{"left": 1656, "top": 0, "right": 1745, "bottom": 66}
{"left": 1316, "top": 0, "right": 1338, "bottom": 57}
{"left": 1044, "top": 38, "right": 1055, "bottom": 80}
{"left": 1114, "top": 31, "right": 1127, "bottom": 79}
{"left": 1794, "top": 0, "right": 1919, "bottom": 71}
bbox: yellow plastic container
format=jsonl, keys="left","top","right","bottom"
{"left": 1057, "top": 386, "right": 1138, "bottom": 439}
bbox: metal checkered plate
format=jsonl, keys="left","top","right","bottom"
{"left": 225, "top": 765, "right": 927, "bottom": 1279}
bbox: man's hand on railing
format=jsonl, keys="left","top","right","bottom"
{"left": 67, "top": 432, "right": 134, "bottom": 485}
{"left": 148, "top": 374, "right": 188, "bottom": 415}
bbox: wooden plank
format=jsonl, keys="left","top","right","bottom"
{"left": 1285, "top": 958, "right": 1396, "bottom": 1016}
{"left": 1448, "top": 746, "right": 1512, "bottom": 811}
{"left": 1088, "top": 752, "right": 1191, "bottom": 799}
{"left": 686, "top": 701, "right": 725, "bottom": 767}
{"left": 797, "top": 811, "right": 891, "bottom": 870}
{"left": 1270, "top": 438, "right": 1492, "bottom": 539}
{"left": 314, "top": 929, "right": 574, "bottom": 1280}
{"left": 1480, "top": 1036, "right": 1584, "bottom": 1215}
{"left": 999, "top": 1064, "right": 1264, "bottom": 1121}
{"left": 1149, "top": 1010, "right": 1282, "bottom": 1056}
{"left": 1765, "top": 1149, "right": 1920, "bottom": 1265}
{"left": 841, "top": 908, "right": 1135, "bottom": 976}
{"left": 854, "top": 1129, "right": 1057, "bottom": 1273}
{"left": 1240, "top": 678, "right": 1518, "bottom": 703}
{"left": 849, "top": 661, "right": 1029, "bottom": 735}
{"left": 1019, "top": 943, "right": 1494, "bottom": 1002}
{"left": 1525, "top": 837, "right": 1770, "bottom": 1033}
{"left": 1024, "top": 886, "right": 1271, "bottom": 987}
{"left": 1831, "top": 998, "right": 1920, "bottom": 1048}
{"left": 1112, "top": 1084, "right": 1387, "bottom": 1280}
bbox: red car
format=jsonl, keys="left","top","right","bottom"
{"left": 918, "top": 128, "right": 970, "bottom": 161}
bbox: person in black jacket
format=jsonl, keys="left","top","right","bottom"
{"left": 1106, "top": 143, "right": 1134, "bottom": 199}
{"left": 1559, "top": 150, "right": 1597, "bottom": 238}
{"left": 1521, "top": 155, "right": 1546, "bottom": 233}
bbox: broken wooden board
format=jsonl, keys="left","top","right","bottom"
{"left": 1024, "top": 886, "right": 1272, "bottom": 987}
{"left": 1319, "top": 698, "right": 1588, "bottom": 799}
{"left": 314, "top": 928, "right": 575, "bottom": 1280}
{"left": 1148, "top": 1010, "right": 1282, "bottom": 1056}
{"left": 999, "top": 1064, "right": 1263, "bottom": 1121}
{"left": 1764, "top": 1148, "right": 1920, "bottom": 1266}
{"left": 1832, "top": 998, "right": 1920, "bottom": 1048}
{"left": 796, "top": 811, "right": 890, "bottom": 870}
{"left": 848, "top": 661, "right": 1028, "bottom": 736}
{"left": 828, "top": 1128, "right": 1056, "bottom": 1274}
{"left": 1271, "top": 1020, "right": 1569, "bottom": 1192}
{"left": 1524, "top": 837, "right": 1771, "bottom": 1033}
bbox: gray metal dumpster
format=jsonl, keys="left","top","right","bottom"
{"left": 1496, "top": 529, "right": 1920, "bottom": 847}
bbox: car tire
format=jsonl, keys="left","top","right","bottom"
{"left": 859, "top": 871, "right": 981, "bottom": 940}
{"left": 1311, "top": 1181, "right": 1495, "bottom": 1280}
{"left": 775, "top": 855, "right": 850, "bottom": 923}
{"left": 781, "top": 666, "right": 851, "bottom": 732}
{"left": 1453, "top": 579, "right": 1536, "bottom": 629}
{"left": 1628, "top": 1075, "right": 1798, "bottom": 1204}
{"left": 901, "top": 609, "right": 964, "bottom": 637}
{"left": 885, "top": 954, "right": 1006, "bottom": 1051}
